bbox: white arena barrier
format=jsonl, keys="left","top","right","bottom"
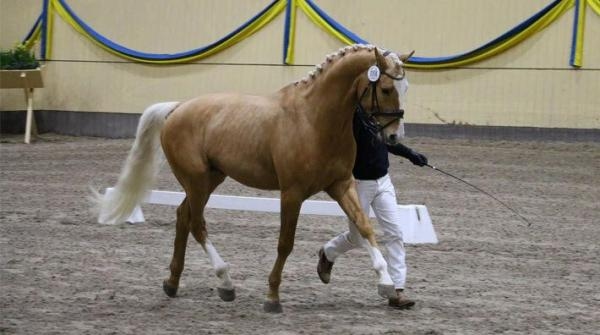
{"left": 103, "top": 188, "right": 438, "bottom": 244}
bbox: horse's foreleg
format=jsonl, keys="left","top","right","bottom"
{"left": 326, "top": 180, "right": 396, "bottom": 299}
{"left": 264, "top": 191, "right": 303, "bottom": 313}
{"left": 163, "top": 197, "right": 191, "bottom": 297}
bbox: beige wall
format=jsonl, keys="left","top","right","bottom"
{"left": 1, "top": 0, "right": 599, "bottom": 129}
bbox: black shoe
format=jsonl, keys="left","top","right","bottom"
{"left": 317, "top": 248, "right": 334, "bottom": 284}
{"left": 388, "top": 294, "right": 416, "bottom": 310}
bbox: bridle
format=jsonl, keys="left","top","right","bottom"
{"left": 355, "top": 65, "right": 406, "bottom": 138}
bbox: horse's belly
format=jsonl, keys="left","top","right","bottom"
{"left": 222, "top": 165, "right": 280, "bottom": 190}
{"left": 230, "top": 174, "right": 279, "bottom": 190}
{"left": 210, "top": 152, "right": 280, "bottom": 190}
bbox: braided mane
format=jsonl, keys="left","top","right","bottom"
{"left": 294, "top": 44, "right": 403, "bottom": 86}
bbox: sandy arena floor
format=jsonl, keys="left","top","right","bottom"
{"left": 1, "top": 134, "right": 599, "bottom": 334}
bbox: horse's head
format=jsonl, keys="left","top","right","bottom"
{"left": 355, "top": 48, "right": 414, "bottom": 145}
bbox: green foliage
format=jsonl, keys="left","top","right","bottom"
{"left": 0, "top": 44, "right": 40, "bottom": 70}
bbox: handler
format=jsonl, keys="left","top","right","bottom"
{"left": 317, "top": 111, "right": 428, "bottom": 309}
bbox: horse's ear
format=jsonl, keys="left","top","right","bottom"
{"left": 374, "top": 47, "right": 388, "bottom": 70}
{"left": 398, "top": 50, "right": 415, "bottom": 62}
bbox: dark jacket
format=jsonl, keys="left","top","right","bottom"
{"left": 352, "top": 113, "right": 414, "bottom": 180}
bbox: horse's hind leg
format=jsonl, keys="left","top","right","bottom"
{"left": 163, "top": 197, "right": 191, "bottom": 297}
{"left": 186, "top": 172, "right": 236, "bottom": 301}
{"left": 193, "top": 231, "right": 235, "bottom": 301}
{"left": 189, "top": 217, "right": 236, "bottom": 301}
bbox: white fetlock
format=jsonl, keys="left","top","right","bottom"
{"left": 368, "top": 247, "right": 395, "bottom": 298}
{"left": 215, "top": 264, "right": 234, "bottom": 290}
{"left": 376, "top": 266, "right": 395, "bottom": 298}
{"left": 215, "top": 263, "right": 229, "bottom": 278}
{"left": 205, "top": 240, "right": 235, "bottom": 291}
{"left": 370, "top": 248, "right": 392, "bottom": 281}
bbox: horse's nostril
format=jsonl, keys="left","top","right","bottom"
{"left": 389, "top": 134, "right": 397, "bottom": 142}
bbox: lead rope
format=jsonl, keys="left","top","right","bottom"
{"left": 426, "top": 164, "right": 533, "bottom": 226}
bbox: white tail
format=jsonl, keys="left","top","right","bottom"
{"left": 95, "top": 101, "right": 179, "bottom": 224}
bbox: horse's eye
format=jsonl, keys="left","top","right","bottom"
{"left": 381, "top": 88, "right": 392, "bottom": 95}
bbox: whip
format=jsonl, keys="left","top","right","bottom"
{"left": 426, "top": 164, "right": 532, "bottom": 226}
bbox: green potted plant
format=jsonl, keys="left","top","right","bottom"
{"left": 0, "top": 44, "right": 40, "bottom": 70}
{"left": 0, "top": 43, "right": 43, "bottom": 88}
{"left": 0, "top": 44, "right": 44, "bottom": 144}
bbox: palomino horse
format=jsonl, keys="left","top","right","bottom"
{"left": 97, "top": 44, "right": 413, "bottom": 313}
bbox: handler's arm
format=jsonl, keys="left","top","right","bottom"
{"left": 387, "top": 143, "right": 428, "bottom": 167}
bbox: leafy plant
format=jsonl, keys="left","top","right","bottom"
{"left": 0, "top": 44, "right": 40, "bottom": 70}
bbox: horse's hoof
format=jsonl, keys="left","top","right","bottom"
{"left": 263, "top": 300, "right": 283, "bottom": 313}
{"left": 163, "top": 280, "right": 178, "bottom": 298}
{"left": 377, "top": 284, "right": 396, "bottom": 299}
{"left": 217, "top": 287, "right": 236, "bottom": 302}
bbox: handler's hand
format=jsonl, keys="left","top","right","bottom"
{"left": 408, "top": 150, "right": 428, "bottom": 167}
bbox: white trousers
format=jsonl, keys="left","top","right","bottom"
{"left": 323, "top": 174, "right": 407, "bottom": 289}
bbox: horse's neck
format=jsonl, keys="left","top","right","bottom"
{"left": 299, "top": 50, "right": 374, "bottom": 128}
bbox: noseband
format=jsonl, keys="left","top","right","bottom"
{"left": 355, "top": 67, "right": 405, "bottom": 138}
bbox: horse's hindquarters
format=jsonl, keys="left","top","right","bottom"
{"left": 162, "top": 95, "right": 281, "bottom": 190}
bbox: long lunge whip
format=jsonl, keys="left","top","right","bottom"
{"left": 426, "top": 164, "right": 533, "bottom": 226}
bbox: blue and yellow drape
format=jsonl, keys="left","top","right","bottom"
{"left": 20, "top": 0, "right": 600, "bottom": 68}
